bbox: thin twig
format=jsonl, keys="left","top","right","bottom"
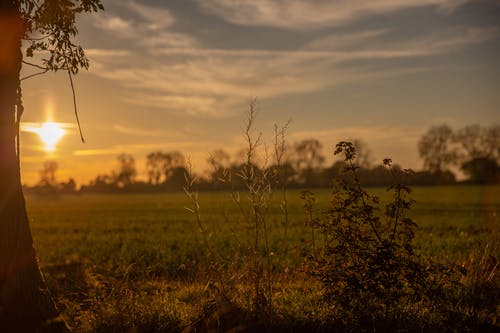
{"left": 184, "top": 158, "right": 216, "bottom": 260}
{"left": 20, "top": 69, "right": 48, "bottom": 81}
{"left": 68, "top": 70, "right": 85, "bottom": 143}
{"left": 22, "top": 60, "right": 47, "bottom": 70}
{"left": 25, "top": 34, "right": 50, "bottom": 41}
{"left": 349, "top": 158, "right": 384, "bottom": 243}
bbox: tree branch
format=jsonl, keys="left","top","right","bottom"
{"left": 22, "top": 60, "right": 47, "bottom": 70}
{"left": 67, "top": 70, "right": 85, "bottom": 143}
{"left": 20, "top": 69, "right": 48, "bottom": 81}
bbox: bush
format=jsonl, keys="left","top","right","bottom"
{"left": 303, "top": 142, "right": 455, "bottom": 331}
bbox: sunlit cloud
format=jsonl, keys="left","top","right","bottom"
{"left": 291, "top": 126, "right": 423, "bottom": 144}
{"left": 73, "top": 140, "right": 220, "bottom": 157}
{"left": 122, "top": 93, "right": 225, "bottom": 116}
{"left": 393, "top": 26, "right": 500, "bottom": 54}
{"left": 94, "top": 14, "right": 133, "bottom": 35}
{"left": 92, "top": 1, "right": 197, "bottom": 49}
{"left": 85, "top": 1, "right": 499, "bottom": 119}
{"left": 112, "top": 123, "right": 188, "bottom": 139}
{"left": 196, "top": 0, "right": 469, "bottom": 30}
{"left": 86, "top": 49, "right": 131, "bottom": 58}
{"left": 85, "top": 22, "right": 499, "bottom": 117}
{"left": 126, "top": 1, "right": 175, "bottom": 30}
{"left": 306, "top": 29, "right": 389, "bottom": 50}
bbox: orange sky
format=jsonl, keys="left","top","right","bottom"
{"left": 18, "top": 0, "right": 500, "bottom": 185}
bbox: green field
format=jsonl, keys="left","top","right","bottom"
{"left": 27, "top": 186, "right": 499, "bottom": 332}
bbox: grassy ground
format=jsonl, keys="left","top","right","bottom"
{"left": 26, "top": 185, "right": 499, "bottom": 332}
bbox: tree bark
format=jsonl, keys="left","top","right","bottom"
{"left": 0, "top": 4, "right": 69, "bottom": 332}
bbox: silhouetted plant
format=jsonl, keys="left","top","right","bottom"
{"left": 185, "top": 99, "right": 292, "bottom": 317}
{"left": 303, "top": 141, "right": 455, "bottom": 330}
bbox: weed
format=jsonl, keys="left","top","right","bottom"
{"left": 185, "top": 99, "right": 292, "bottom": 317}
{"left": 303, "top": 141, "right": 458, "bottom": 331}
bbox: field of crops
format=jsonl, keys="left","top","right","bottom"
{"left": 27, "top": 185, "right": 499, "bottom": 332}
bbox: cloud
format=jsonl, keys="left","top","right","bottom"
{"left": 112, "top": 123, "right": 188, "bottom": 138}
{"left": 291, "top": 126, "right": 423, "bottom": 144}
{"left": 85, "top": 0, "right": 499, "bottom": 118}
{"left": 122, "top": 93, "right": 223, "bottom": 116}
{"left": 126, "top": 1, "right": 175, "bottom": 30}
{"left": 196, "top": 0, "right": 469, "bottom": 30}
{"left": 306, "top": 29, "right": 389, "bottom": 50}
{"left": 85, "top": 49, "right": 131, "bottom": 57}
{"left": 420, "top": 26, "right": 500, "bottom": 51}
{"left": 92, "top": 1, "right": 197, "bottom": 49}
{"left": 94, "top": 14, "right": 134, "bottom": 35}
{"left": 87, "top": 23, "right": 499, "bottom": 117}
{"left": 73, "top": 141, "right": 219, "bottom": 157}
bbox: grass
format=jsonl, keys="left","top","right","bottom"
{"left": 26, "top": 185, "right": 499, "bottom": 332}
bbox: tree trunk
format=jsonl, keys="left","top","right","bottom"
{"left": 0, "top": 4, "right": 69, "bottom": 333}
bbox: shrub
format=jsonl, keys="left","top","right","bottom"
{"left": 303, "top": 141, "right": 455, "bottom": 331}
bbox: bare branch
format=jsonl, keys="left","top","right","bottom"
{"left": 22, "top": 60, "right": 47, "bottom": 70}
{"left": 68, "top": 70, "right": 85, "bottom": 143}
{"left": 25, "top": 34, "right": 51, "bottom": 41}
{"left": 20, "top": 69, "right": 49, "bottom": 81}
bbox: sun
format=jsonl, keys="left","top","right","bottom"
{"left": 38, "top": 122, "right": 66, "bottom": 151}
{"left": 25, "top": 122, "right": 66, "bottom": 152}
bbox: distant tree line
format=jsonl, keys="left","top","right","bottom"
{"left": 24, "top": 124, "right": 500, "bottom": 195}
{"left": 418, "top": 124, "right": 499, "bottom": 184}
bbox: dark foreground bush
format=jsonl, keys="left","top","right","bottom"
{"left": 302, "top": 142, "right": 498, "bottom": 332}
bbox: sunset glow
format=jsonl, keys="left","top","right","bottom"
{"left": 17, "top": 0, "right": 499, "bottom": 185}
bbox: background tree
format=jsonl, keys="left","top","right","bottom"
{"left": 59, "top": 178, "right": 77, "bottom": 193}
{"left": 145, "top": 150, "right": 185, "bottom": 186}
{"left": 454, "top": 124, "right": 500, "bottom": 163}
{"left": 417, "top": 124, "right": 457, "bottom": 174}
{"left": 484, "top": 125, "right": 500, "bottom": 162}
{"left": 207, "top": 148, "right": 231, "bottom": 182}
{"left": 164, "top": 166, "right": 190, "bottom": 191}
{"left": 162, "top": 151, "right": 185, "bottom": 182}
{"left": 113, "top": 153, "right": 137, "bottom": 188}
{"left": 461, "top": 157, "right": 499, "bottom": 184}
{"left": 454, "top": 124, "right": 488, "bottom": 161}
{"left": 293, "top": 138, "right": 325, "bottom": 185}
{"left": 351, "top": 138, "right": 374, "bottom": 169}
{"left": 454, "top": 124, "right": 500, "bottom": 184}
{"left": 0, "top": 2, "right": 102, "bottom": 331}
{"left": 38, "top": 160, "right": 58, "bottom": 187}
{"left": 146, "top": 151, "right": 166, "bottom": 185}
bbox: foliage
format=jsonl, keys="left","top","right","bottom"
{"left": 303, "top": 142, "right": 457, "bottom": 330}
{"left": 418, "top": 123, "right": 500, "bottom": 183}
{"left": 455, "top": 124, "right": 500, "bottom": 162}
{"left": 293, "top": 139, "right": 325, "bottom": 184}
{"left": 461, "top": 157, "right": 499, "bottom": 184}
{"left": 113, "top": 153, "right": 137, "bottom": 187}
{"left": 38, "top": 160, "right": 58, "bottom": 186}
{"left": 418, "top": 124, "right": 457, "bottom": 173}
{"left": 146, "top": 151, "right": 186, "bottom": 185}
{"left": 351, "top": 138, "right": 374, "bottom": 169}
{"left": 20, "top": 0, "right": 103, "bottom": 74}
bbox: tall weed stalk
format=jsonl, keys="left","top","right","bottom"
{"left": 186, "top": 99, "right": 291, "bottom": 316}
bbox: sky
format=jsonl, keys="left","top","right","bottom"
{"left": 19, "top": 0, "right": 500, "bottom": 185}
